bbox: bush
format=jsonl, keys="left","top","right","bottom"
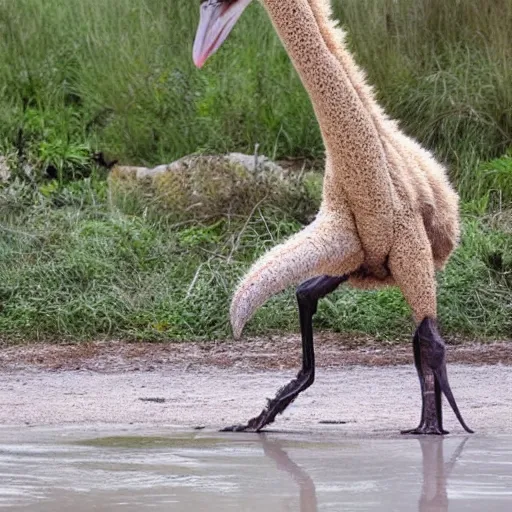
{"left": 109, "top": 157, "right": 321, "bottom": 224}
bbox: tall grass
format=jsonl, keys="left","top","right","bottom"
{"left": 0, "top": 0, "right": 321, "bottom": 165}
{"left": 339, "top": 0, "right": 512, "bottom": 199}
{"left": 0, "top": 178, "right": 510, "bottom": 343}
{"left": 0, "top": 0, "right": 511, "bottom": 200}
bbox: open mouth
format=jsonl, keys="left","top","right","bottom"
{"left": 193, "top": 0, "right": 251, "bottom": 68}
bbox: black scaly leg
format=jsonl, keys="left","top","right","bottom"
{"left": 222, "top": 275, "right": 348, "bottom": 432}
{"left": 402, "top": 317, "right": 474, "bottom": 435}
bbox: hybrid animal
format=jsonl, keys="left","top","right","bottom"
{"left": 193, "top": 0, "right": 473, "bottom": 435}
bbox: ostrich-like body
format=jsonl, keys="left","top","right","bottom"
{"left": 193, "top": 0, "right": 472, "bottom": 435}
{"left": 231, "top": 0, "right": 459, "bottom": 337}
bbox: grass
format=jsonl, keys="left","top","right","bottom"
{"left": 0, "top": 176, "right": 510, "bottom": 344}
{"left": 338, "top": 0, "right": 512, "bottom": 198}
{"left": 0, "top": 0, "right": 511, "bottom": 343}
{"left": 0, "top": 0, "right": 510, "bottom": 200}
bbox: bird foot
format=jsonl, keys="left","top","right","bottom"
{"left": 220, "top": 411, "right": 267, "bottom": 433}
{"left": 415, "top": 318, "right": 474, "bottom": 434}
{"left": 401, "top": 425, "right": 449, "bottom": 436}
{"left": 220, "top": 424, "right": 254, "bottom": 433}
{"left": 220, "top": 369, "right": 314, "bottom": 433}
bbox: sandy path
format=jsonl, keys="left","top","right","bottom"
{"left": 2, "top": 363, "right": 510, "bottom": 435}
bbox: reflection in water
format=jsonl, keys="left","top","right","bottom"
{"left": 260, "top": 436, "right": 469, "bottom": 512}
{"left": 260, "top": 436, "right": 317, "bottom": 512}
{"left": 418, "top": 437, "right": 468, "bottom": 512}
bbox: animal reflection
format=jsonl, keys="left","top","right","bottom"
{"left": 417, "top": 437, "right": 468, "bottom": 512}
{"left": 259, "top": 436, "right": 469, "bottom": 512}
{"left": 261, "top": 436, "right": 317, "bottom": 512}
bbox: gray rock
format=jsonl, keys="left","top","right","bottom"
{"left": 0, "top": 155, "right": 10, "bottom": 182}
{"left": 113, "top": 153, "right": 285, "bottom": 180}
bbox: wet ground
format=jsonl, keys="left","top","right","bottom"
{"left": 0, "top": 427, "right": 510, "bottom": 511}
{"left": 1, "top": 340, "right": 510, "bottom": 510}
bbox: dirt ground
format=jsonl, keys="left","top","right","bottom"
{"left": 1, "top": 334, "right": 511, "bottom": 372}
{"left": 1, "top": 336, "right": 510, "bottom": 434}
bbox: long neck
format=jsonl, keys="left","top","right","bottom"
{"left": 261, "top": 0, "right": 386, "bottom": 178}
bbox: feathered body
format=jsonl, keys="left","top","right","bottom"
{"left": 230, "top": 0, "right": 459, "bottom": 337}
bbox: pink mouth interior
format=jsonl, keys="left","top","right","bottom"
{"left": 197, "top": 20, "right": 227, "bottom": 68}
{"left": 193, "top": 1, "right": 248, "bottom": 68}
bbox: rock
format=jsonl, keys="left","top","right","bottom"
{"left": 139, "top": 397, "right": 166, "bottom": 404}
{"left": 225, "top": 152, "right": 283, "bottom": 174}
{"left": 0, "top": 155, "right": 11, "bottom": 182}
{"left": 111, "top": 153, "right": 285, "bottom": 181}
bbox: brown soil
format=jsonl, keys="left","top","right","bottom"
{"left": 0, "top": 334, "right": 510, "bottom": 373}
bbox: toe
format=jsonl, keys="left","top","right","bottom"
{"left": 220, "top": 424, "right": 248, "bottom": 432}
{"left": 401, "top": 426, "right": 448, "bottom": 435}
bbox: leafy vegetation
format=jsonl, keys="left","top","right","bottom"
{"left": 472, "top": 153, "right": 512, "bottom": 210}
{"left": 0, "top": 0, "right": 511, "bottom": 199}
{"left": 0, "top": 177, "right": 510, "bottom": 343}
{"left": 0, "top": 0, "right": 510, "bottom": 344}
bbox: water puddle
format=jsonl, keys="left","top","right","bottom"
{"left": 0, "top": 428, "right": 510, "bottom": 511}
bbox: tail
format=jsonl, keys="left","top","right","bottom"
{"left": 230, "top": 215, "right": 363, "bottom": 338}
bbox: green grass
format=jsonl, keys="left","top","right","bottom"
{"left": 338, "top": 0, "right": 512, "bottom": 199}
{"left": 0, "top": 0, "right": 511, "bottom": 200}
{"left": 472, "top": 152, "right": 512, "bottom": 209}
{"left": 0, "top": 177, "right": 510, "bottom": 344}
{"left": 0, "top": 0, "right": 511, "bottom": 344}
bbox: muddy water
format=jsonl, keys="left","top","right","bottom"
{"left": 0, "top": 428, "right": 510, "bottom": 511}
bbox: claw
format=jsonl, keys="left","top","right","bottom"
{"left": 401, "top": 427, "right": 449, "bottom": 436}
{"left": 433, "top": 366, "right": 474, "bottom": 434}
{"left": 220, "top": 424, "right": 252, "bottom": 433}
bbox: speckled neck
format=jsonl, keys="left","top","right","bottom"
{"left": 261, "top": 0, "right": 380, "bottom": 160}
